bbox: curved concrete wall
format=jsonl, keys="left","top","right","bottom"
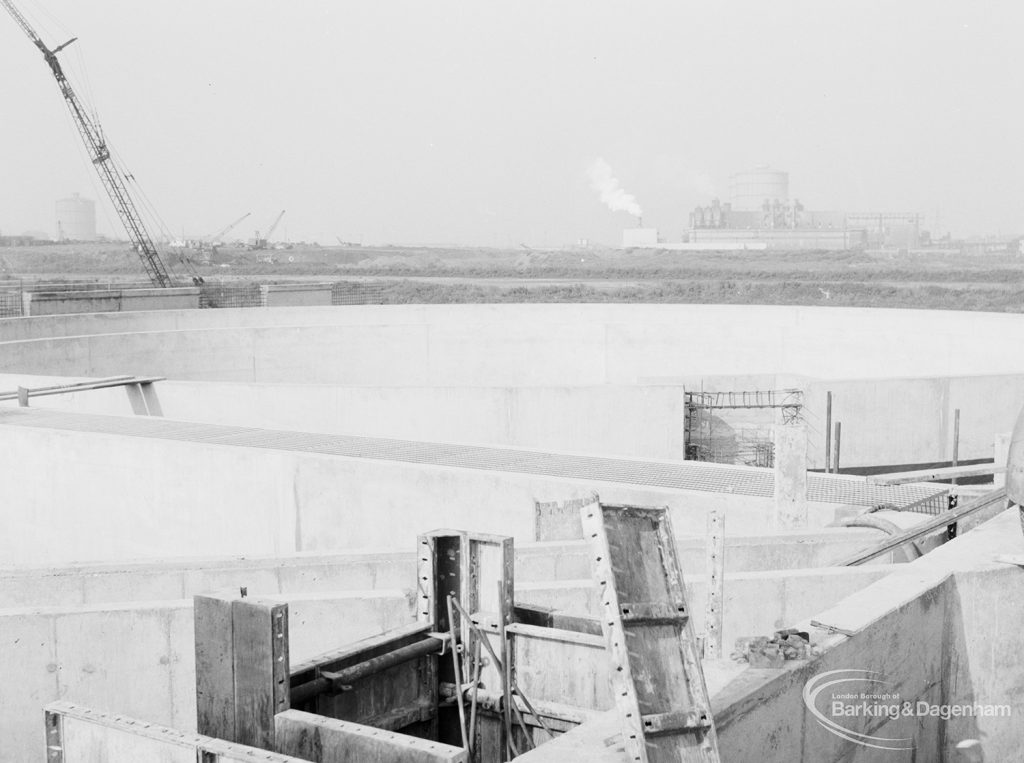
{"left": 1, "top": 304, "right": 1018, "bottom": 469}
{"left": 0, "top": 423, "right": 844, "bottom": 565}
{"left": 0, "top": 304, "right": 1014, "bottom": 383}
{"left": 0, "top": 376, "right": 686, "bottom": 461}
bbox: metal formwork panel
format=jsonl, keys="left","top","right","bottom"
{"left": 580, "top": 501, "right": 718, "bottom": 763}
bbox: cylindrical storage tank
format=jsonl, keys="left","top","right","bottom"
{"left": 55, "top": 193, "right": 97, "bottom": 241}
{"left": 728, "top": 167, "right": 789, "bottom": 211}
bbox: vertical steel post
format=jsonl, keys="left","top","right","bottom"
{"left": 825, "top": 391, "right": 833, "bottom": 473}
{"left": 834, "top": 422, "right": 842, "bottom": 474}
{"left": 704, "top": 510, "right": 725, "bottom": 659}
{"left": 952, "top": 408, "right": 961, "bottom": 487}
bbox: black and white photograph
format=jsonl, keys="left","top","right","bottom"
{"left": 0, "top": 1, "right": 1021, "bottom": 761}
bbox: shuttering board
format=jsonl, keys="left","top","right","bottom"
{"left": 275, "top": 710, "right": 467, "bottom": 763}
{"left": 44, "top": 701, "right": 310, "bottom": 763}
{"left": 580, "top": 502, "right": 719, "bottom": 763}
{"left": 232, "top": 598, "right": 290, "bottom": 748}
{"left": 194, "top": 594, "right": 290, "bottom": 749}
{"left": 418, "top": 530, "right": 515, "bottom": 760}
{"left": 417, "top": 531, "right": 464, "bottom": 746}
{"left": 193, "top": 594, "right": 290, "bottom": 745}
{"left": 289, "top": 622, "right": 438, "bottom": 739}
{"left": 195, "top": 592, "right": 238, "bottom": 740}
{"left": 509, "top": 623, "right": 612, "bottom": 712}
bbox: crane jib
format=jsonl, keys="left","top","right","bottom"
{"left": 2, "top": 0, "right": 191, "bottom": 288}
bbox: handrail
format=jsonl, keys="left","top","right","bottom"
{"left": 836, "top": 487, "right": 1008, "bottom": 566}
{"left": 0, "top": 375, "right": 163, "bottom": 402}
{"left": 867, "top": 463, "right": 1005, "bottom": 485}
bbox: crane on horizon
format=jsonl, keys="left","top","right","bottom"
{"left": 204, "top": 212, "right": 251, "bottom": 245}
{"left": 252, "top": 210, "right": 286, "bottom": 250}
{"left": 1, "top": 0, "right": 201, "bottom": 286}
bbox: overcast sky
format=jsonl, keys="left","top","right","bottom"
{"left": 1, "top": 1, "right": 1021, "bottom": 246}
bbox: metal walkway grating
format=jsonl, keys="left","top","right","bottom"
{"left": 0, "top": 408, "right": 946, "bottom": 510}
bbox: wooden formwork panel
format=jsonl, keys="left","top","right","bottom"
{"left": 290, "top": 622, "right": 438, "bottom": 740}
{"left": 510, "top": 623, "right": 612, "bottom": 712}
{"left": 275, "top": 710, "right": 467, "bottom": 763}
{"left": 580, "top": 502, "right": 719, "bottom": 763}
{"left": 194, "top": 594, "right": 290, "bottom": 749}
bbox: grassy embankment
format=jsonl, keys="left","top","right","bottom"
{"left": 3, "top": 243, "right": 1023, "bottom": 312}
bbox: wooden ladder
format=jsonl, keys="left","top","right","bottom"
{"left": 580, "top": 501, "right": 720, "bottom": 763}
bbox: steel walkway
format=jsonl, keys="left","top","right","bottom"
{"left": 0, "top": 407, "right": 946, "bottom": 510}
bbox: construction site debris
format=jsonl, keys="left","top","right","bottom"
{"left": 732, "top": 629, "right": 814, "bottom": 668}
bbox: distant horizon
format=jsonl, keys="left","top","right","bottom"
{"left": 1, "top": 1, "right": 1021, "bottom": 246}
{"left": 5, "top": 180, "right": 1020, "bottom": 247}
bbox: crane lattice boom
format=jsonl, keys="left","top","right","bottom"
{"left": 205, "top": 212, "right": 251, "bottom": 242}
{"left": 1, "top": 0, "right": 186, "bottom": 287}
{"left": 265, "top": 210, "right": 286, "bottom": 241}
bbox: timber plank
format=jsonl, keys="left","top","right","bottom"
{"left": 194, "top": 593, "right": 237, "bottom": 741}
{"left": 275, "top": 710, "right": 467, "bottom": 763}
{"left": 232, "top": 598, "right": 290, "bottom": 749}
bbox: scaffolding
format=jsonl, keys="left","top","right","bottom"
{"left": 684, "top": 389, "right": 803, "bottom": 467}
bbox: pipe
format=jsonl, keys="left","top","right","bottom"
{"left": 447, "top": 595, "right": 470, "bottom": 751}
{"left": 841, "top": 513, "right": 923, "bottom": 559}
{"left": 836, "top": 488, "right": 1006, "bottom": 566}
{"left": 290, "top": 636, "right": 445, "bottom": 705}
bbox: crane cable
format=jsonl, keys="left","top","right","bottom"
{"left": 9, "top": 0, "right": 201, "bottom": 286}
{"left": 18, "top": 1, "right": 120, "bottom": 253}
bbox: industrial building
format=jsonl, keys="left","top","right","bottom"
{"left": 687, "top": 166, "right": 920, "bottom": 251}
{"left": 622, "top": 166, "right": 922, "bottom": 251}
{"left": 55, "top": 192, "right": 97, "bottom": 242}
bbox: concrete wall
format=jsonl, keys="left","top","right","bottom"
{"left": 801, "top": 374, "right": 1024, "bottom": 469}
{"left": 709, "top": 509, "right": 1024, "bottom": 761}
{"left": 715, "top": 508, "right": 1024, "bottom": 761}
{"left": 1, "top": 302, "right": 1019, "bottom": 468}
{"left": 931, "top": 509, "right": 1024, "bottom": 762}
{"left": 0, "top": 375, "right": 687, "bottom": 461}
{"left": 0, "top": 551, "right": 414, "bottom": 608}
{"left": 944, "top": 567, "right": 1024, "bottom": 761}
{"left": 0, "top": 303, "right": 1017, "bottom": 383}
{"left": 9, "top": 369, "right": 1021, "bottom": 480}
{"left": 0, "top": 424, "right": 848, "bottom": 566}
{"left": 23, "top": 287, "right": 200, "bottom": 316}
{"left": 654, "top": 369, "right": 1022, "bottom": 470}
{"left": 260, "top": 283, "right": 333, "bottom": 307}
{"left": 517, "top": 565, "right": 893, "bottom": 654}
{"left": 516, "top": 509, "right": 1024, "bottom": 762}
{"left": 518, "top": 528, "right": 887, "bottom": 582}
{"left": 2, "top": 591, "right": 410, "bottom": 763}
{"left": 0, "top": 527, "right": 886, "bottom": 611}
{"left": 0, "top": 305, "right": 364, "bottom": 342}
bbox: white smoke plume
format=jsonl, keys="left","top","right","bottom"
{"left": 588, "top": 158, "right": 642, "bottom": 217}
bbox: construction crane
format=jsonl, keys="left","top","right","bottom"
{"left": 252, "top": 210, "right": 286, "bottom": 250}
{"left": 203, "top": 212, "right": 251, "bottom": 245}
{"left": 1, "top": 0, "right": 198, "bottom": 287}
